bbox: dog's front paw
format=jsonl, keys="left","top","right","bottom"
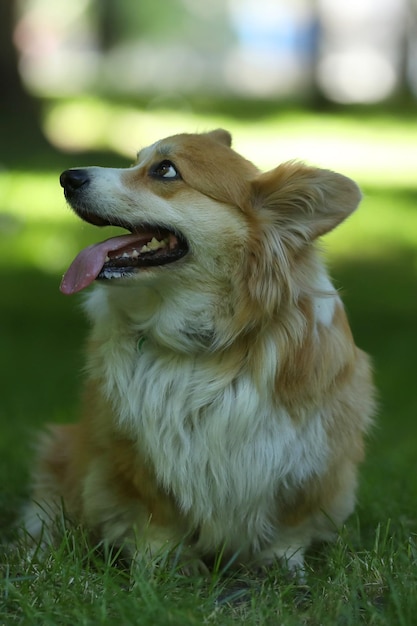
{"left": 176, "top": 555, "right": 210, "bottom": 577}
{"left": 256, "top": 543, "right": 306, "bottom": 581}
{"left": 163, "top": 543, "right": 209, "bottom": 577}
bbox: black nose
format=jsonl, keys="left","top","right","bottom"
{"left": 60, "top": 169, "right": 90, "bottom": 194}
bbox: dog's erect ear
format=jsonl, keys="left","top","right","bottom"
{"left": 252, "top": 162, "right": 362, "bottom": 241}
{"left": 205, "top": 128, "right": 232, "bottom": 148}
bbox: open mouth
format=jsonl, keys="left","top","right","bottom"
{"left": 97, "top": 227, "right": 188, "bottom": 277}
{"left": 60, "top": 214, "right": 189, "bottom": 295}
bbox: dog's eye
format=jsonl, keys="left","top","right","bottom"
{"left": 151, "top": 160, "right": 180, "bottom": 180}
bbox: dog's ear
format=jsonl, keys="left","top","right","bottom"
{"left": 252, "top": 161, "right": 362, "bottom": 241}
{"left": 205, "top": 128, "right": 232, "bottom": 148}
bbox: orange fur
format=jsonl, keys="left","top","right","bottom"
{"left": 23, "top": 130, "right": 375, "bottom": 573}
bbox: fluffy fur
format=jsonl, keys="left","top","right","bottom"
{"left": 24, "top": 129, "right": 375, "bottom": 572}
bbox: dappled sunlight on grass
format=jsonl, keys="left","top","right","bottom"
{"left": 0, "top": 208, "right": 124, "bottom": 275}
{"left": 43, "top": 99, "right": 209, "bottom": 157}
{"left": 0, "top": 169, "right": 124, "bottom": 274}
{"left": 1, "top": 171, "right": 65, "bottom": 219}
{"left": 326, "top": 188, "right": 417, "bottom": 261}
{"left": 1, "top": 221, "right": 77, "bottom": 274}
{"left": 42, "top": 98, "right": 417, "bottom": 185}
{"left": 1, "top": 102, "right": 416, "bottom": 277}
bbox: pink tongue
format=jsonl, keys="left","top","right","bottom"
{"left": 60, "top": 233, "right": 149, "bottom": 295}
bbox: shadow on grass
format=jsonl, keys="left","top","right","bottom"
{"left": 331, "top": 249, "right": 417, "bottom": 419}
{"left": 330, "top": 248, "right": 417, "bottom": 530}
{"left": 0, "top": 270, "right": 87, "bottom": 513}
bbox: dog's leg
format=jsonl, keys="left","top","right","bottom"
{"left": 256, "top": 531, "right": 308, "bottom": 580}
{"left": 21, "top": 424, "right": 81, "bottom": 547}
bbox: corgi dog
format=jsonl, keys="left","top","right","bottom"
{"left": 24, "top": 129, "right": 375, "bottom": 573}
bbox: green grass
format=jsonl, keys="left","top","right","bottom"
{"left": 1, "top": 103, "right": 417, "bottom": 624}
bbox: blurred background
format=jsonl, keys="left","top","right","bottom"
{"left": 2, "top": 0, "right": 417, "bottom": 157}
{"left": 0, "top": 0, "right": 416, "bottom": 533}
{"left": 3, "top": 0, "right": 416, "bottom": 105}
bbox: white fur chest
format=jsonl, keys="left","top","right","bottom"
{"left": 85, "top": 290, "right": 330, "bottom": 552}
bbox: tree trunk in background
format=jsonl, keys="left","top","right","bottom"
{"left": 0, "top": 0, "right": 46, "bottom": 151}
{"left": 96, "top": 0, "right": 121, "bottom": 52}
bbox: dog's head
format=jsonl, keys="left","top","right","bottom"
{"left": 60, "top": 129, "right": 257, "bottom": 295}
{"left": 60, "top": 129, "right": 361, "bottom": 335}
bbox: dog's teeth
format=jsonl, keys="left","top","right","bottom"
{"left": 140, "top": 237, "right": 168, "bottom": 253}
{"left": 105, "top": 237, "right": 170, "bottom": 263}
{"left": 168, "top": 233, "right": 178, "bottom": 250}
{"left": 148, "top": 237, "right": 165, "bottom": 250}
